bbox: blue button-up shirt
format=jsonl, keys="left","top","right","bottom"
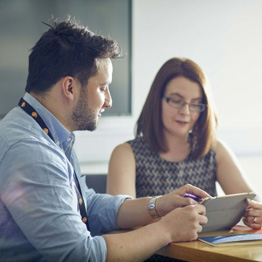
{"left": 0, "top": 93, "right": 129, "bottom": 262}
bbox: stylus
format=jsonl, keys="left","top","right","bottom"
{"left": 184, "top": 193, "right": 202, "bottom": 202}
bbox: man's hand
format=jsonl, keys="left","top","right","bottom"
{"left": 159, "top": 203, "right": 208, "bottom": 243}
{"left": 156, "top": 184, "right": 210, "bottom": 217}
{"left": 105, "top": 193, "right": 208, "bottom": 262}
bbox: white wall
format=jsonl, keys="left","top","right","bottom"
{"left": 75, "top": 0, "right": 262, "bottom": 195}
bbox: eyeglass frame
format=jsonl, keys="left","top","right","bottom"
{"left": 162, "top": 95, "right": 206, "bottom": 112}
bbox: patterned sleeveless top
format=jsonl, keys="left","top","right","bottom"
{"left": 128, "top": 137, "right": 217, "bottom": 198}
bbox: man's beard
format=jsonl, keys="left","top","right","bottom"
{"left": 72, "top": 93, "right": 98, "bottom": 131}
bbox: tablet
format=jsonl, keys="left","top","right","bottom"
{"left": 201, "top": 192, "right": 256, "bottom": 233}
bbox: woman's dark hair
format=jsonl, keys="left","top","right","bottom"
{"left": 25, "top": 17, "right": 122, "bottom": 94}
{"left": 135, "top": 57, "right": 217, "bottom": 159}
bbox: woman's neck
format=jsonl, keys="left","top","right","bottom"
{"left": 159, "top": 131, "right": 190, "bottom": 162}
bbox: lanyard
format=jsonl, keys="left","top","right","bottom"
{"left": 18, "top": 97, "right": 90, "bottom": 230}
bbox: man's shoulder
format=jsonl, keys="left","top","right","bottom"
{"left": 1, "top": 108, "right": 35, "bottom": 142}
{"left": 0, "top": 107, "right": 54, "bottom": 161}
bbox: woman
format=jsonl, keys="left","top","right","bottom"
{"left": 107, "top": 57, "right": 262, "bottom": 229}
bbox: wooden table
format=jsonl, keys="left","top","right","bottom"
{"left": 156, "top": 227, "right": 262, "bottom": 262}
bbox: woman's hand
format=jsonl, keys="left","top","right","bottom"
{"left": 242, "top": 199, "right": 262, "bottom": 229}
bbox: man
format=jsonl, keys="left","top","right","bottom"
{"left": 0, "top": 17, "right": 208, "bottom": 262}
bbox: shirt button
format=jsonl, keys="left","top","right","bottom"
{"left": 56, "top": 141, "right": 60, "bottom": 145}
{"left": 43, "top": 128, "right": 49, "bottom": 135}
{"left": 79, "top": 198, "right": 83, "bottom": 205}
{"left": 82, "top": 217, "right": 88, "bottom": 223}
{"left": 67, "top": 137, "right": 72, "bottom": 142}
{"left": 31, "top": 112, "right": 38, "bottom": 118}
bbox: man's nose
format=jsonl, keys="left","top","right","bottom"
{"left": 104, "top": 89, "right": 112, "bottom": 108}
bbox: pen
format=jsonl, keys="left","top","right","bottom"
{"left": 184, "top": 193, "right": 202, "bottom": 202}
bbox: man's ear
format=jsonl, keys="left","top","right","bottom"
{"left": 61, "top": 76, "right": 76, "bottom": 101}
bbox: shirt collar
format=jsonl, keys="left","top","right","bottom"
{"left": 23, "top": 92, "right": 75, "bottom": 153}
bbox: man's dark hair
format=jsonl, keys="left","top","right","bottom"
{"left": 25, "top": 17, "right": 122, "bottom": 93}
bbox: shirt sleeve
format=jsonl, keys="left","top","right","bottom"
{"left": 85, "top": 188, "right": 131, "bottom": 236}
{"left": 0, "top": 139, "right": 107, "bottom": 262}
{"left": 71, "top": 149, "right": 132, "bottom": 236}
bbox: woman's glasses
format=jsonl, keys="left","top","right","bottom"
{"left": 163, "top": 95, "right": 206, "bottom": 112}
